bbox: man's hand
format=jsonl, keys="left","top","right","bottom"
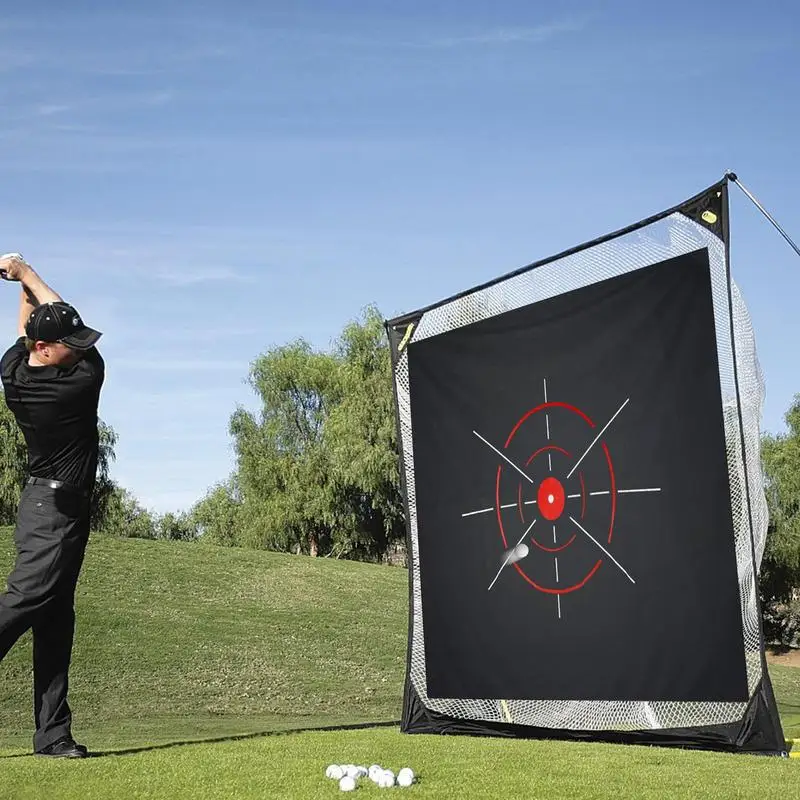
{"left": 0, "top": 254, "right": 30, "bottom": 283}
{"left": 1, "top": 256, "right": 63, "bottom": 336}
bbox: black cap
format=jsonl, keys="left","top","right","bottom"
{"left": 25, "top": 302, "right": 102, "bottom": 350}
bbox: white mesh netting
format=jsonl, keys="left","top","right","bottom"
{"left": 395, "top": 212, "right": 767, "bottom": 731}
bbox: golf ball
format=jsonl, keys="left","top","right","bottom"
{"left": 514, "top": 543, "right": 529, "bottom": 560}
{"left": 379, "top": 770, "right": 396, "bottom": 787}
{"left": 345, "top": 765, "right": 360, "bottom": 779}
{"left": 369, "top": 765, "right": 383, "bottom": 782}
{"left": 398, "top": 767, "right": 415, "bottom": 787}
{"left": 327, "top": 765, "right": 344, "bottom": 780}
{"left": 339, "top": 775, "right": 357, "bottom": 792}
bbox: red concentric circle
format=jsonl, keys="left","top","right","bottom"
{"left": 517, "top": 445, "right": 580, "bottom": 553}
{"left": 495, "top": 401, "right": 617, "bottom": 595}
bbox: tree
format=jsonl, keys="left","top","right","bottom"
{"left": 0, "top": 397, "right": 29, "bottom": 524}
{"left": 0, "top": 392, "right": 119, "bottom": 529}
{"left": 225, "top": 307, "right": 406, "bottom": 560}
{"left": 155, "top": 510, "right": 197, "bottom": 541}
{"left": 90, "top": 420, "right": 119, "bottom": 530}
{"left": 229, "top": 340, "right": 344, "bottom": 556}
{"left": 760, "top": 395, "right": 800, "bottom": 644}
{"left": 190, "top": 476, "right": 242, "bottom": 546}
{"left": 95, "top": 484, "right": 158, "bottom": 539}
{"left": 325, "top": 304, "right": 405, "bottom": 559}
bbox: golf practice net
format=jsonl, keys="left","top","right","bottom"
{"left": 385, "top": 178, "right": 786, "bottom": 755}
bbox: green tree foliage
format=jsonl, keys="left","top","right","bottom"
{"left": 0, "top": 398, "right": 29, "bottom": 524}
{"left": 97, "top": 484, "right": 158, "bottom": 539}
{"left": 225, "top": 305, "right": 403, "bottom": 560}
{"left": 229, "top": 340, "right": 344, "bottom": 556}
{"left": 156, "top": 510, "right": 196, "bottom": 541}
{"left": 0, "top": 394, "right": 119, "bottom": 529}
{"left": 324, "top": 305, "right": 405, "bottom": 559}
{"left": 760, "top": 395, "right": 800, "bottom": 644}
{"left": 89, "top": 420, "right": 119, "bottom": 530}
{"left": 96, "top": 486, "right": 197, "bottom": 542}
{"left": 191, "top": 477, "right": 242, "bottom": 546}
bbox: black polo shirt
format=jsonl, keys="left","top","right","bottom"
{"left": 0, "top": 337, "right": 105, "bottom": 489}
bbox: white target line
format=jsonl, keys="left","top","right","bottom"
{"left": 487, "top": 519, "right": 536, "bottom": 591}
{"left": 544, "top": 377, "right": 551, "bottom": 444}
{"left": 569, "top": 516, "right": 635, "bottom": 584}
{"left": 473, "top": 431, "right": 534, "bottom": 484}
{"left": 461, "top": 500, "right": 537, "bottom": 518}
{"left": 566, "top": 398, "right": 629, "bottom": 479}
{"left": 567, "top": 488, "right": 660, "bottom": 501}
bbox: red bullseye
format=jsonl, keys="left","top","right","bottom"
{"left": 537, "top": 476, "right": 565, "bottom": 521}
{"left": 495, "top": 400, "right": 617, "bottom": 595}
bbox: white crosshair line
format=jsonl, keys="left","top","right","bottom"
{"left": 544, "top": 377, "right": 550, "bottom": 441}
{"left": 566, "top": 398, "right": 629, "bottom": 479}
{"left": 546, "top": 381, "right": 562, "bottom": 617}
{"left": 462, "top": 488, "right": 659, "bottom": 517}
{"left": 472, "top": 390, "right": 638, "bottom": 599}
{"left": 564, "top": 488, "right": 661, "bottom": 502}
{"left": 461, "top": 500, "right": 537, "bottom": 518}
{"left": 467, "top": 422, "right": 659, "bottom": 515}
{"left": 569, "top": 516, "right": 635, "bottom": 584}
{"left": 472, "top": 431, "right": 534, "bottom": 484}
{"left": 487, "top": 519, "right": 537, "bottom": 591}
{"left": 555, "top": 555, "right": 561, "bottom": 619}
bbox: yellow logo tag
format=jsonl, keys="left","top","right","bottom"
{"left": 398, "top": 323, "right": 415, "bottom": 352}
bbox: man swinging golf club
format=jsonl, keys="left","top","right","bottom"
{"left": 0, "top": 253, "right": 104, "bottom": 758}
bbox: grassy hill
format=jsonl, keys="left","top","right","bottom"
{"left": 0, "top": 529, "right": 799, "bottom": 798}
{"left": 0, "top": 530, "right": 408, "bottom": 751}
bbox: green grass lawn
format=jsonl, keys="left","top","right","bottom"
{"left": 0, "top": 529, "right": 799, "bottom": 799}
{"left": 2, "top": 726, "right": 800, "bottom": 800}
{"left": 0, "top": 532, "right": 408, "bottom": 752}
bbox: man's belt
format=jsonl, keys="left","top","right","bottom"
{"left": 27, "top": 476, "right": 92, "bottom": 497}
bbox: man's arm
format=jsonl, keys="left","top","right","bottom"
{"left": 18, "top": 265, "right": 62, "bottom": 305}
{"left": 0, "top": 256, "right": 63, "bottom": 337}
{"left": 17, "top": 285, "right": 38, "bottom": 338}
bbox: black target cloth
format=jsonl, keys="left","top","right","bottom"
{"left": 386, "top": 176, "right": 786, "bottom": 755}
{"left": 408, "top": 249, "right": 745, "bottom": 702}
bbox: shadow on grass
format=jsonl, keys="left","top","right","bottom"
{"left": 0, "top": 720, "right": 401, "bottom": 760}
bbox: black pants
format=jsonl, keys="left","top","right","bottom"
{"left": 0, "top": 482, "right": 90, "bottom": 751}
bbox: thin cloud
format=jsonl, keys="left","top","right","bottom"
{"left": 3, "top": 89, "right": 176, "bottom": 135}
{"left": 167, "top": 326, "right": 261, "bottom": 343}
{"left": 52, "top": 123, "right": 97, "bottom": 133}
{"left": 142, "top": 90, "right": 173, "bottom": 106}
{"left": 81, "top": 44, "right": 231, "bottom": 77}
{"left": 36, "top": 103, "right": 71, "bottom": 116}
{"left": 118, "top": 387, "right": 246, "bottom": 405}
{"left": 132, "top": 432, "right": 226, "bottom": 442}
{"left": 136, "top": 488, "right": 220, "bottom": 514}
{"left": 112, "top": 359, "right": 250, "bottom": 372}
{"left": 44, "top": 90, "right": 175, "bottom": 108}
{"left": 155, "top": 267, "right": 257, "bottom": 286}
{"left": 0, "top": 50, "right": 37, "bottom": 72}
{"left": 424, "top": 16, "right": 594, "bottom": 48}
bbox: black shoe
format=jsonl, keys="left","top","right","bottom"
{"left": 35, "top": 736, "right": 88, "bottom": 758}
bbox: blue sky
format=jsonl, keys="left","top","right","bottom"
{"left": 1, "top": 1, "right": 798, "bottom": 514}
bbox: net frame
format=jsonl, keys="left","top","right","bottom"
{"left": 388, "top": 181, "right": 771, "bottom": 733}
